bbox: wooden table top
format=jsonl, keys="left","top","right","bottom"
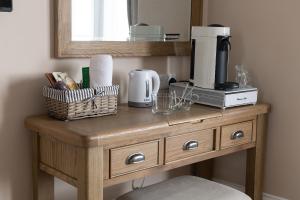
{"left": 25, "top": 104, "right": 270, "bottom": 147}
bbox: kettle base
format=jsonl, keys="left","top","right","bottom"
{"left": 128, "top": 101, "right": 152, "bottom": 108}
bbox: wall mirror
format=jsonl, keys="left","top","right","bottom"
{"left": 55, "top": 0, "right": 203, "bottom": 57}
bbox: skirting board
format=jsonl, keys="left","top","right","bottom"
{"left": 213, "top": 178, "right": 288, "bottom": 200}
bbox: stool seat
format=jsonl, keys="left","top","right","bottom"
{"left": 117, "top": 176, "right": 251, "bottom": 200}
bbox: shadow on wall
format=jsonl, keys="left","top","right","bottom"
{"left": 166, "top": 56, "right": 190, "bottom": 81}
{"left": 0, "top": 77, "right": 46, "bottom": 200}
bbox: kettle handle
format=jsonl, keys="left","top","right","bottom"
{"left": 150, "top": 70, "right": 160, "bottom": 95}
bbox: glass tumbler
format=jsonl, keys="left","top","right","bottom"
{"left": 152, "top": 92, "right": 174, "bottom": 115}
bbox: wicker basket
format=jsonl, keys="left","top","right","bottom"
{"left": 43, "top": 85, "right": 119, "bottom": 121}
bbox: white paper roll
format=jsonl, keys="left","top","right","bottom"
{"left": 89, "top": 55, "right": 113, "bottom": 88}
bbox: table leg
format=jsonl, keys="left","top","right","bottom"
{"left": 32, "top": 134, "right": 54, "bottom": 200}
{"left": 193, "top": 159, "right": 214, "bottom": 180}
{"left": 77, "top": 146, "right": 104, "bottom": 200}
{"left": 246, "top": 114, "right": 268, "bottom": 200}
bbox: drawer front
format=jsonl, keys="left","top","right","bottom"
{"left": 110, "top": 140, "right": 159, "bottom": 177}
{"left": 225, "top": 91, "right": 258, "bottom": 107}
{"left": 165, "top": 129, "right": 214, "bottom": 163}
{"left": 221, "top": 121, "right": 253, "bottom": 149}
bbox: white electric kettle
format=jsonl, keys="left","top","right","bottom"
{"left": 128, "top": 69, "right": 160, "bottom": 107}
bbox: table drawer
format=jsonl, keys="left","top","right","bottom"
{"left": 165, "top": 129, "right": 215, "bottom": 163}
{"left": 221, "top": 121, "right": 253, "bottom": 149}
{"left": 110, "top": 140, "right": 159, "bottom": 177}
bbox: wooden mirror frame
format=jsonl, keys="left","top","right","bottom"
{"left": 55, "top": 0, "right": 203, "bottom": 58}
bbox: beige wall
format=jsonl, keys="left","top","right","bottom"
{"left": 206, "top": 0, "right": 300, "bottom": 199}
{"left": 0, "top": 0, "right": 190, "bottom": 199}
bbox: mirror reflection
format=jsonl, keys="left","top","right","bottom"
{"left": 72, "top": 0, "right": 191, "bottom": 41}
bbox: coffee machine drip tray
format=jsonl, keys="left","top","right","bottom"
{"left": 170, "top": 82, "right": 258, "bottom": 109}
{"left": 215, "top": 82, "right": 239, "bottom": 90}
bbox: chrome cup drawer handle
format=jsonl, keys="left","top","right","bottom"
{"left": 183, "top": 140, "right": 199, "bottom": 151}
{"left": 126, "top": 153, "right": 145, "bottom": 165}
{"left": 231, "top": 130, "right": 245, "bottom": 140}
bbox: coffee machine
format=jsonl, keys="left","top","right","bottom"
{"left": 190, "top": 25, "right": 238, "bottom": 90}
{"left": 170, "top": 25, "right": 258, "bottom": 109}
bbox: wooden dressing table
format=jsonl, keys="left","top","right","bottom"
{"left": 25, "top": 104, "right": 270, "bottom": 200}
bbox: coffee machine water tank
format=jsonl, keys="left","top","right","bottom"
{"left": 190, "top": 26, "right": 231, "bottom": 89}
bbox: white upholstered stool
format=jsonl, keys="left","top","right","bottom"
{"left": 117, "top": 176, "right": 251, "bottom": 200}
